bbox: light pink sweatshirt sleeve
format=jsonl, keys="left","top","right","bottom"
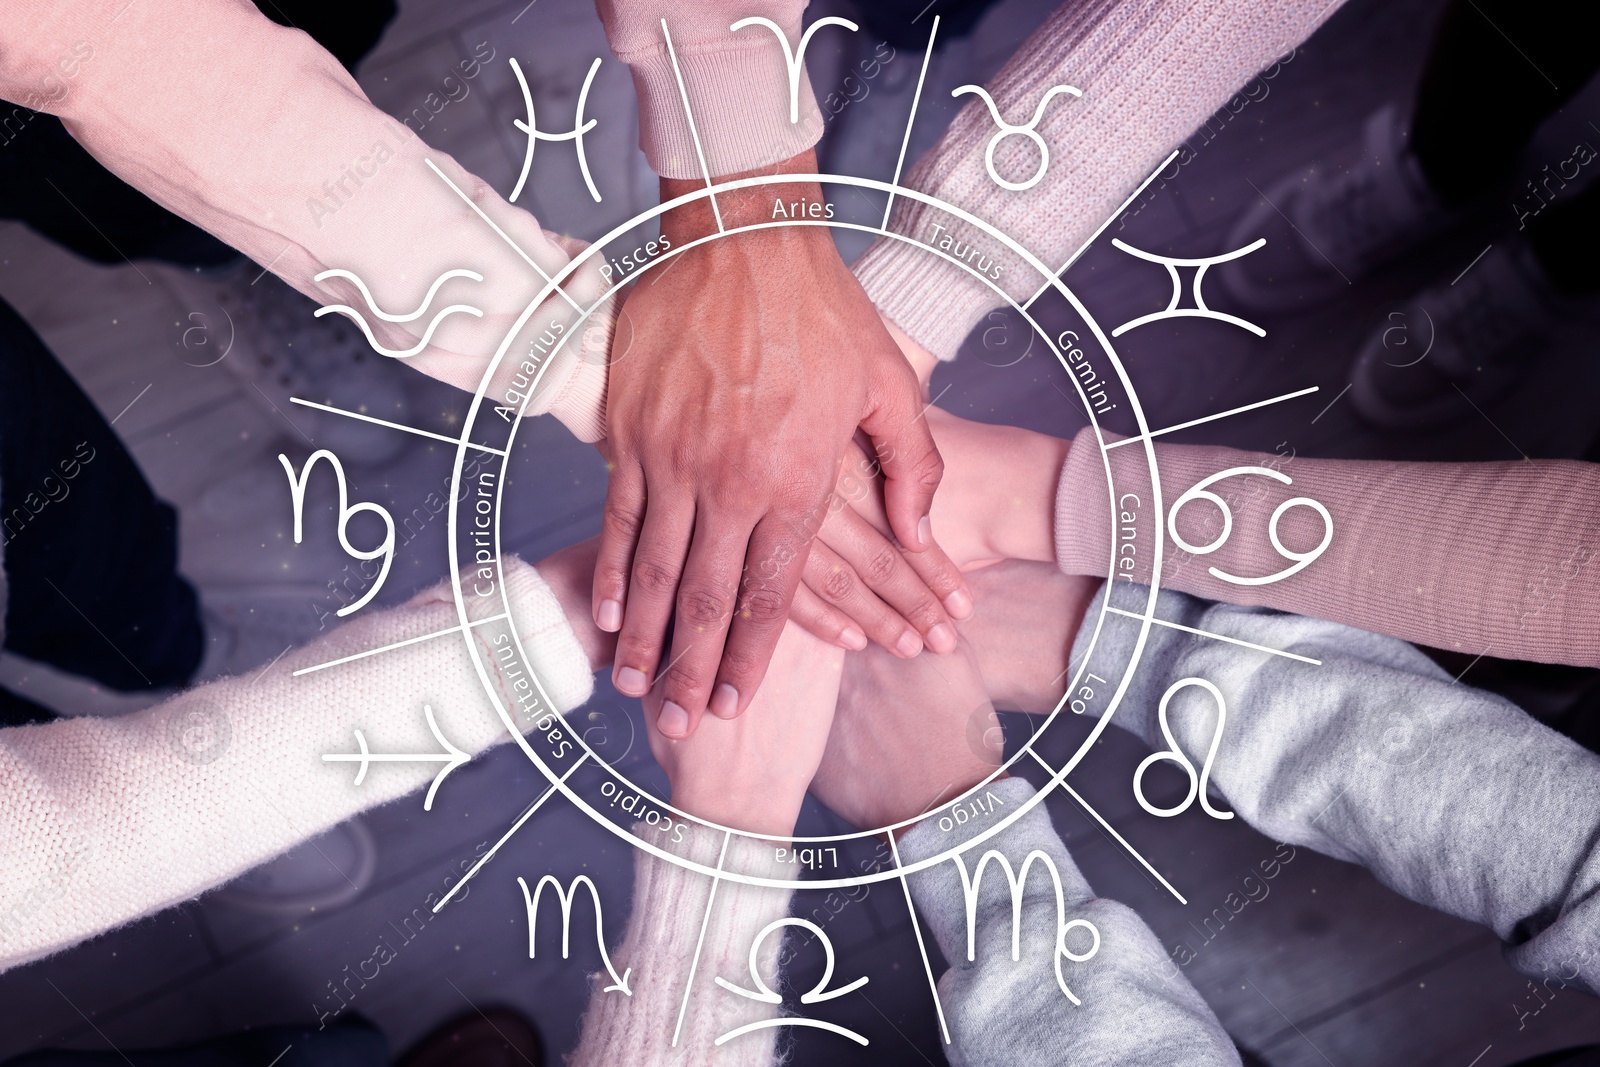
{"left": 597, "top": 0, "right": 823, "bottom": 179}
{"left": 1055, "top": 427, "right": 1600, "bottom": 667}
{"left": 0, "top": 0, "right": 611, "bottom": 440}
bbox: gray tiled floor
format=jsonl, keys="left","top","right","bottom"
{"left": 4, "top": 0, "right": 1600, "bottom": 1063}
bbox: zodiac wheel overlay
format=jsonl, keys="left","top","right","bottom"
{"left": 441, "top": 172, "right": 1172, "bottom": 891}
{"left": 288, "top": 21, "right": 1342, "bottom": 1033}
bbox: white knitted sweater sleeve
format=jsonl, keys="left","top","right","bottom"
{"left": 0, "top": 556, "right": 593, "bottom": 972}
{"left": 854, "top": 0, "right": 1343, "bottom": 361}
{"left": 570, "top": 830, "right": 796, "bottom": 1067}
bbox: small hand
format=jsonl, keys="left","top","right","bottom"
{"left": 643, "top": 621, "right": 843, "bottom": 838}
{"left": 792, "top": 435, "right": 971, "bottom": 657}
{"left": 809, "top": 628, "right": 1002, "bottom": 833}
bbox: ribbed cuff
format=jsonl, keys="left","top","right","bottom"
{"left": 853, "top": 234, "right": 1000, "bottom": 362}
{"left": 1055, "top": 426, "right": 1115, "bottom": 579}
{"left": 504, "top": 558, "right": 596, "bottom": 713}
{"left": 626, "top": 38, "right": 823, "bottom": 179}
{"left": 546, "top": 290, "right": 615, "bottom": 443}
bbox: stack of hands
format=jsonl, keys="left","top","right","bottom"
{"left": 551, "top": 157, "right": 1099, "bottom": 842}
{"left": 543, "top": 395, "right": 1098, "bottom": 843}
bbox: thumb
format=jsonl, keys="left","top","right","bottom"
{"left": 858, "top": 357, "right": 944, "bottom": 552}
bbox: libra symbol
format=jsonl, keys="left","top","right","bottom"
{"left": 1109, "top": 238, "right": 1267, "bottom": 337}
{"left": 510, "top": 56, "right": 602, "bottom": 204}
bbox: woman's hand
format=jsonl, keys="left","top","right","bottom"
{"left": 808, "top": 628, "right": 1002, "bottom": 834}
{"left": 790, "top": 405, "right": 1070, "bottom": 653}
{"left": 642, "top": 621, "right": 844, "bottom": 838}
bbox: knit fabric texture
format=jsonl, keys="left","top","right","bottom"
{"left": 0, "top": 557, "right": 594, "bottom": 971}
{"left": 854, "top": 0, "right": 1339, "bottom": 360}
{"left": 570, "top": 825, "right": 797, "bottom": 1066}
{"left": 1054, "top": 427, "right": 1600, "bottom": 667}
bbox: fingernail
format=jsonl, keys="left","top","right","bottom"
{"left": 710, "top": 684, "right": 740, "bottom": 719}
{"left": 616, "top": 666, "right": 649, "bottom": 695}
{"left": 943, "top": 588, "right": 973, "bottom": 620}
{"left": 896, "top": 631, "right": 923, "bottom": 658}
{"left": 926, "top": 622, "right": 957, "bottom": 655}
{"left": 839, "top": 626, "right": 868, "bottom": 651}
{"left": 659, "top": 700, "right": 690, "bottom": 738}
{"left": 597, "top": 598, "right": 623, "bottom": 632}
{"left": 917, "top": 515, "right": 932, "bottom": 549}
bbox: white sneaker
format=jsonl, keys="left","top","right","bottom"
{"left": 160, "top": 263, "right": 412, "bottom": 464}
{"left": 1223, "top": 105, "right": 1452, "bottom": 311}
{"left": 195, "top": 583, "right": 335, "bottom": 684}
{"left": 1350, "top": 240, "right": 1557, "bottom": 429}
{"left": 211, "top": 817, "right": 378, "bottom": 916}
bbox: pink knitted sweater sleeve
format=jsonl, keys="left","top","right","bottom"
{"left": 855, "top": 0, "right": 1339, "bottom": 361}
{"left": 1055, "top": 427, "right": 1600, "bottom": 667}
{"left": 0, "top": 0, "right": 612, "bottom": 439}
{"left": 597, "top": 0, "right": 822, "bottom": 179}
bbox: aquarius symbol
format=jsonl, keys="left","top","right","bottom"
{"left": 322, "top": 704, "right": 469, "bottom": 811}
{"left": 714, "top": 918, "right": 868, "bottom": 1045}
{"left": 730, "top": 16, "right": 858, "bottom": 124}
{"left": 510, "top": 56, "right": 602, "bottom": 203}
{"left": 518, "top": 874, "right": 633, "bottom": 996}
{"left": 1109, "top": 238, "right": 1267, "bottom": 337}
{"left": 1133, "top": 678, "right": 1234, "bottom": 820}
{"left": 951, "top": 83, "right": 1082, "bottom": 191}
{"left": 953, "top": 849, "right": 1100, "bottom": 1005}
{"left": 313, "top": 268, "right": 483, "bottom": 358}
{"left": 280, "top": 450, "right": 395, "bottom": 616}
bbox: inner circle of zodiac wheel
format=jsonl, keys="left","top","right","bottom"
{"left": 444, "top": 172, "right": 1170, "bottom": 890}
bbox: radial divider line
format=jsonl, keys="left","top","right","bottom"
{"left": 889, "top": 832, "right": 952, "bottom": 1045}
{"left": 882, "top": 15, "right": 941, "bottom": 230}
{"left": 290, "top": 397, "right": 507, "bottom": 455}
{"left": 660, "top": 19, "right": 723, "bottom": 233}
{"left": 1104, "top": 386, "right": 1319, "bottom": 450}
{"left": 1024, "top": 149, "right": 1180, "bottom": 309}
{"left": 433, "top": 754, "right": 591, "bottom": 912}
{"left": 1104, "top": 606, "right": 1322, "bottom": 666}
{"left": 1027, "top": 749, "right": 1188, "bottom": 905}
{"left": 673, "top": 831, "right": 731, "bottom": 1047}
{"left": 423, "top": 157, "right": 584, "bottom": 311}
{"left": 292, "top": 614, "right": 508, "bottom": 677}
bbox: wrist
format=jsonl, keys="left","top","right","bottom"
{"left": 672, "top": 780, "right": 801, "bottom": 840}
{"left": 978, "top": 426, "right": 1069, "bottom": 565}
{"left": 660, "top": 149, "right": 832, "bottom": 240}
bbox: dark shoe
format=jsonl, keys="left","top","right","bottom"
{"left": 1349, "top": 239, "right": 1561, "bottom": 429}
{"left": 397, "top": 1008, "right": 545, "bottom": 1067}
{"left": 1224, "top": 105, "right": 1452, "bottom": 311}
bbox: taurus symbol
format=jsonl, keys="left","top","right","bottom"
{"left": 952, "top": 83, "right": 1082, "bottom": 191}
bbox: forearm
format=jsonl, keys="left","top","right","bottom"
{"left": 928, "top": 412, "right": 1066, "bottom": 568}
{"left": 570, "top": 831, "right": 793, "bottom": 1067}
{"left": 0, "top": 556, "right": 592, "bottom": 971}
{"left": 1074, "top": 582, "right": 1600, "bottom": 993}
{"left": 5, "top": 0, "right": 609, "bottom": 437}
{"left": 855, "top": 0, "right": 1340, "bottom": 359}
{"left": 1054, "top": 428, "right": 1600, "bottom": 666}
